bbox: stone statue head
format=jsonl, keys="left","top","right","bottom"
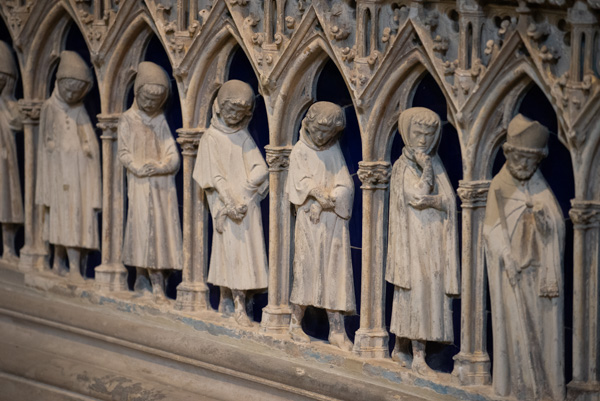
{"left": 215, "top": 80, "right": 255, "bottom": 129}
{"left": 134, "top": 61, "right": 170, "bottom": 117}
{"left": 398, "top": 107, "right": 441, "bottom": 156}
{"left": 503, "top": 113, "right": 549, "bottom": 181}
{"left": 0, "top": 41, "right": 17, "bottom": 96}
{"left": 56, "top": 51, "right": 93, "bottom": 105}
{"left": 301, "top": 101, "right": 345, "bottom": 149}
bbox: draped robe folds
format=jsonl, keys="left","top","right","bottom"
{"left": 118, "top": 107, "right": 182, "bottom": 270}
{"left": 483, "top": 166, "right": 565, "bottom": 401}
{"left": 193, "top": 119, "right": 268, "bottom": 290}
{"left": 386, "top": 150, "right": 459, "bottom": 342}
{"left": 286, "top": 138, "right": 356, "bottom": 313}
{"left": 35, "top": 89, "right": 101, "bottom": 249}
{"left": 0, "top": 95, "right": 23, "bottom": 223}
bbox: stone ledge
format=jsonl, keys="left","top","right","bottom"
{"left": 0, "top": 267, "right": 507, "bottom": 401}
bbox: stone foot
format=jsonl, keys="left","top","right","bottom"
{"left": 234, "top": 310, "right": 253, "bottom": 327}
{"left": 391, "top": 349, "right": 412, "bottom": 368}
{"left": 1, "top": 251, "right": 18, "bottom": 263}
{"left": 328, "top": 332, "right": 353, "bottom": 352}
{"left": 289, "top": 326, "right": 310, "bottom": 343}
{"left": 412, "top": 358, "right": 438, "bottom": 378}
{"left": 134, "top": 271, "right": 152, "bottom": 295}
{"left": 69, "top": 271, "right": 86, "bottom": 284}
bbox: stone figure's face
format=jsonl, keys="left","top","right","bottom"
{"left": 0, "top": 73, "right": 7, "bottom": 92}
{"left": 220, "top": 100, "right": 252, "bottom": 127}
{"left": 506, "top": 149, "right": 541, "bottom": 181}
{"left": 305, "top": 117, "right": 339, "bottom": 148}
{"left": 57, "top": 78, "right": 88, "bottom": 105}
{"left": 409, "top": 122, "right": 437, "bottom": 154}
{"left": 137, "top": 84, "right": 166, "bottom": 116}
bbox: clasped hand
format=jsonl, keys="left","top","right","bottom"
{"left": 136, "top": 161, "right": 163, "bottom": 177}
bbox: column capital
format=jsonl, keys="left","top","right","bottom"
{"left": 457, "top": 180, "right": 490, "bottom": 208}
{"left": 569, "top": 199, "right": 600, "bottom": 228}
{"left": 97, "top": 113, "right": 121, "bottom": 139}
{"left": 357, "top": 161, "right": 391, "bottom": 190}
{"left": 264, "top": 145, "right": 292, "bottom": 172}
{"left": 17, "top": 99, "right": 43, "bottom": 124}
{"left": 176, "top": 128, "right": 203, "bottom": 156}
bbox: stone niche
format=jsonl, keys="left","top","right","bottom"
{"left": 0, "top": 0, "right": 599, "bottom": 400}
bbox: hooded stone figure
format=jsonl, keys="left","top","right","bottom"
{"left": 483, "top": 114, "right": 565, "bottom": 401}
{"left": 0, "top": 41, "right": 23, "bottom": 261}
{"left": 118, "top": 61, "right": 182, "bottom": 303}
{"left": 286, "top": 101, "right": 355, "bottom": 351}
{"left": 35, "top": 50, "right": 101, "bottom": 281}
{"left": 386, "top": 107, "right": 459, "bottom": 376}
{"left": 193, "top": 79, "right": 269, "bottom": 327}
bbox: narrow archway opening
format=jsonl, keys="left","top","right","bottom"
{"left": 0, "top": 19, "right": 25, "bottom": 259}
{"left": 203, "top": 45, "right": 270, "bottom": 324}
{"left": 121, "top": 33, "right": 184, "bottom": 297}
{"left": 43, "top": 21, "right": 103, "bottom": 279}
{"left": 387, "top": 72, "right": 462, "bottom": 371}
{"left": 490, "top": 83, "right": 574, "bottom": 382}
{"left": 293, "top": 58, "right": 363, "bottom": 343}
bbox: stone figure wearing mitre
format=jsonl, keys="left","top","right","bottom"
{"left": 118, "top": 61, "right": 183, "bottom": 303}
{"left": 286, "top": 101, "right": 355, "bottom": 351}
{"left": 193, "top": 80, "right": 268, "bottom": 326}
{"left": 36, "top": 51, "right": 101, "bottom": 281}
{"left": 0, "top": 41, "right": 23, "bottom": 262}
{"left": 483, "top": 114, "right": 565, "bottom": 401}
{"left": 386, "top": 107, "right": 459, "bottom": 376}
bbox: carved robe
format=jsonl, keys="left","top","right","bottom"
{"left": 287, "top": 130, "right": 356, "bottom": 313}
{"left": 35, "top": 89, "right": 101, "bottom": 249}
{"left": 386, "top": 148, "right": 459, "bottom": 342}
{"left": 483, "top": 166, "right": 565, "bottom": 401}
{"left": 0, "top": 94, "right": 23, "bottom": 224}
{"left": 118, "top": 106, "right": 182, "bottom": 270}
{"left": 193, "top": 116, "right": 268, "bottom": 290}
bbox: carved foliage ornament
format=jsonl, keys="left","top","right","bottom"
{"left": 357, "top": 161, "right": 391, "bottom": 190}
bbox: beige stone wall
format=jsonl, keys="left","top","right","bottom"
{"left": 0, "top": 0, "right": 599, "bottom": 399}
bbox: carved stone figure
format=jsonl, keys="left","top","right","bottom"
{"left": 35, "top": 51, "right": 101, "bottom": 281}
{"left": 193, "top": 80, "right": 269, "bottom": 326}
{"left": 286, "top": 101, "right": 355, "bottom": 351}
{"left": 0, "top": 41, "right": 23, "bottom": 262}
{"left": 118, "top": 61, "right": 183, "bottom": 303}
{"left": 483, "top": 114, "right": 565, "bottom": 401}
{"left": 386, "top": 107, "right": 459, "bottom": 376}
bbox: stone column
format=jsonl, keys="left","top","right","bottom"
{"left": 261, "top": 145, "right": 293, "bottom": 333}
{"left": 94, "top": 114, "right": 128, "bottom": 292}
{"left": 175, "top": 128, "right": 210, "bottom": 311}
{"left": 568, "top": 200, "right": 600, "bottom": 401}
{"left": 452, "top": 180, "right": 491, "bottom": 385}
{"left": 353, "top": 161, "right": 391, "bottom": 359}
{"left": 17, "top": 100, "right": 47, "bottom": 272}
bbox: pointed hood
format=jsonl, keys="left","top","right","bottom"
{"left": 56, "top": 51, "right": 93, "bottom": 83}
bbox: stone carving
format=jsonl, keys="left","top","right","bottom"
{"left": 0, "top": 41, "right": 22, "bottom": 262}
{"left": 193, "top": 80, "right": 269, "bottom": 327}
{"left": 286, "top": 101, "right": 355, "bottom": 351}
{"left": 1, "top": 1, "right": 599, "bottom": 399}
{"left": 483, "top": 114, "right": 565, "bottom": 401}
{"left": 118, "top": 62, "right": 183, "bottom": 303}
{"left": 35, "top": 51, "right": 101, "bottom": 282}
{"left": 386, "top": 107, "right": 459, "bottom": 376}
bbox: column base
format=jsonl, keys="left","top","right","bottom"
{"left": 451, "top": 351, "right": 491, "bottom": 385}
{"left": 94, "top": 263, "right": 128, "bottom": 292}
{"left": 18, "top": 245, "right": 48, "bottom": 272}
{"left": 568, "top": 381, "right": 600, "bottom": 401}
{"left": 353, "top": 328, "right": 389, "bottom": 359}
{"left": 260, "top": 305, "right": 292, "bottom": 334}
{"left": 175, "top": 282, "right": 210, "bottom": 312}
